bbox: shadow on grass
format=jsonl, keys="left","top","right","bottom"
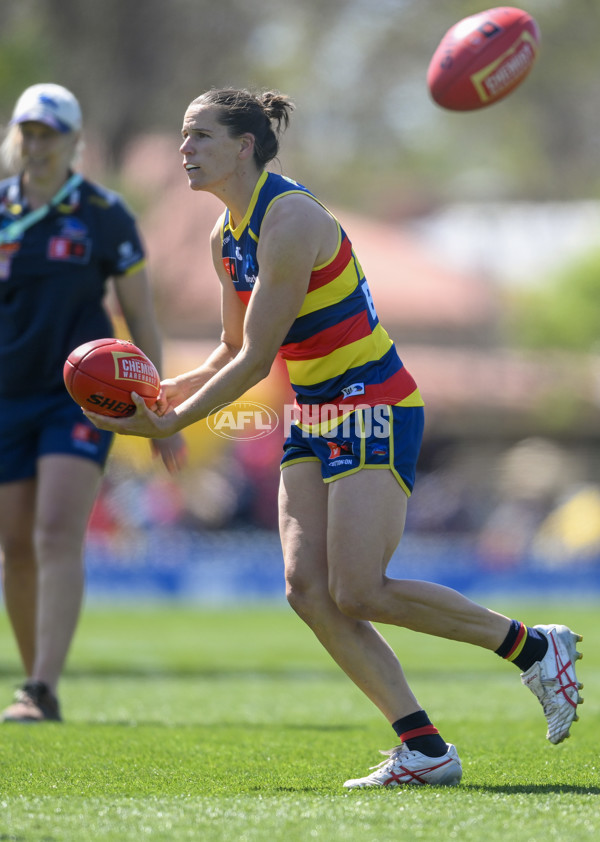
{"left": 0, "top": 664, "right": 512, "bottom": 681}
{"left": 463, "top": 783, "right": 600, "bottom": 795}
{"left": 59, "top": 720, "right": 358, "bottom": 732}
{"left": 0, "top": 665, "right": 340, "bottom": 681}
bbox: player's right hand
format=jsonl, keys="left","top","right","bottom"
{"left": 153, "top": 377, "right": 188, "bottom": 416}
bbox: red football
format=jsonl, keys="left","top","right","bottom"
{"left": 63, "top": 338, "right": 160, "bottom": 417}
{"left": 427, "top": 7, "right": 541, "bottom": 111}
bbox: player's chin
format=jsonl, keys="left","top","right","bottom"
{"left": 187, "top": 174, "right": 206, "bottom": 191}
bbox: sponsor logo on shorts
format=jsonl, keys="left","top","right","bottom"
{"left": 327, "top": 442, "right": 353, "bottom": 460}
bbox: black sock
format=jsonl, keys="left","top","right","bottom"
{"left": 392, "top": 710, "right": 448, "bottom": 758}
{"left": 495, "top": 619, "right": 548, "bottom": 671}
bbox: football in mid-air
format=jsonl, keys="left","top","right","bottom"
{"left": 427, "top": 6, "right": 541, "bottom": 111}
{"left": 64, "top": 338, "right": 160, "bottom": 417}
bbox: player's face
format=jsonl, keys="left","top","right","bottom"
{"left": 19, "top": 122, "right": 77, "bottom": 183}
{"left": 180, "top": 105, "right": 248, "bottom": 192}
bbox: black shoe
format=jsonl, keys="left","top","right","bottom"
{"left": 1, "top": 680, "right": 62, "bottom": 722}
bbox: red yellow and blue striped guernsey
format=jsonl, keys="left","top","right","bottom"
{"left": 221, "top": 171, "right": 423, "bottom": 432}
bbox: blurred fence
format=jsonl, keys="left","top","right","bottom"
{"left": 82, "top": 423, "right": 600, "bottom": 602}
{"left": 84, "top": 526, "right": 600, "bottom": 603}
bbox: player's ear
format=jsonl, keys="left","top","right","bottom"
{"left": 238, "top": 133, "right": 255, "bottom": 160}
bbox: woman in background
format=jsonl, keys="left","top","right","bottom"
{"left": 0, "top": 83, "right": 185, "bottom": 722}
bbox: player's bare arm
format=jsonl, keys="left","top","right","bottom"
{"left": 154, "top": 217, "right": 247, "bottom": 416}
{"left": 163, "top": 194, "right": 331, "bottom": 424}
{"left": 113, "top": 267, "right": 163, "bottom": 373}
{"left": 84, "top": 194, "right": 334, "bottom": 438}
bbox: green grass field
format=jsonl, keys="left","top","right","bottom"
{"left": 0, "top": 598, "right": 598, "bottom": 841}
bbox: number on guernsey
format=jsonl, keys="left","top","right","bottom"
{"left": 361, "top": 280, "right": 377, "bottom": 319}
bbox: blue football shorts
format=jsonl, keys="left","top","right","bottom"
{"left": 0, "top": 390, "right": 114, "bottom": 483}
{"left": 280, "top": 405, "right": 424, "bottom": 496}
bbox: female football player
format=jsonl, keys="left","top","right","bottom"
{"left": 85, "top": 87, "right": 582, "bottom": 786}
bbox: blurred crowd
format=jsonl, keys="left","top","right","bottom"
{"left": 87, "top": 433, "right": 600, "bottom": 571}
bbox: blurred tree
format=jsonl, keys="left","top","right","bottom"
{"left": 36, "top": 0, "right": 257, "bottom": 165}
{"left": 0, "top": 0, "right": 599, "bottom": 207}
{"left": 508, "top": 249, "right": 600, "bottom": 351}
{"left": 0, "top": 4, "right": 53, "bottom": 108}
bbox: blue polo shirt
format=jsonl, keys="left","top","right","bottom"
{"left": 0, "top": 175, "right": 146, "bottom": 397}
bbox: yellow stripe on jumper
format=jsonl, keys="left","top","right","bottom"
{"left": 229, "top": 172, "right": 268, "bottom": 239}
{"left": 286, "top": 322, "right": 393, "bottom": 387}
{"left": 297, "top": 260, "right": 363, "bottom": 318}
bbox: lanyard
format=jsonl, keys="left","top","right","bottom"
{"left": 0, "top": 172, "right": 83, "bottom": 245}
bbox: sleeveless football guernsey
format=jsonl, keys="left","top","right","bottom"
{"left": 221, "top": 171, "right": 423, "bottom": 432}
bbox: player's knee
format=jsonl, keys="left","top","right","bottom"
{"left": 285, "top": 567, "right": 306, "bottom": 603}
{"left": 33, "top": 522, "right": 83, "bottom": 563}
{"left": 0, "top": 532, "right": 35, "bottom": 569}
{"left": 286, "top": 571, "right": 327, "bottom": 620}
{"left": 330, "top": 583, "right": 378, "bottom": 621}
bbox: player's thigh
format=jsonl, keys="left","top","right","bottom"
{"left": 327, "top": 468, "right": 408, "bottom": 592}
{"left": 279, "top": 460, "right": 329, "bottom": 590}
{"left": 35, "top": 454, "right": 103, "bottom": 544}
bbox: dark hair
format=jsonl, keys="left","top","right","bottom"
{"left": 191, "top": 87, "right": 294, "bottom": 168}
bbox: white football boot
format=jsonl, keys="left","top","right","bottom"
{"left": 343, "top": 743, "right": 462, "bottom": 789}
{"left": 521, "top": 624, "right": 583, "bottom": 744}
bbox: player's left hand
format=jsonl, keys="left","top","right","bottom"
{"left": 83, "top": 392, "right": 179, "bottom": 439}
{"left": 150, "top": 432, "right": 188, "bottom": 474}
